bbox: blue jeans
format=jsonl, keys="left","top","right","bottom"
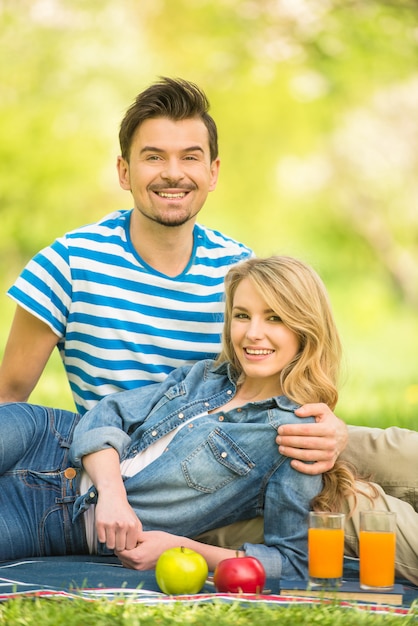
{"left": 0, "top": 403, "right": 88, "bottom": 560}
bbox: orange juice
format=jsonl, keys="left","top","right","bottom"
{"left": 308, "top": 527, "right": 345, "bottom": 579}
{"left": 360, "top": 530, "right": 396, "bottom": 588}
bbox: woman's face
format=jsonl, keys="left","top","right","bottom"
{"left": 230, "top": 278, "right": 300, "bottom": 386}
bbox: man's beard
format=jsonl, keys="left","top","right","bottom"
{"left": 156, "top": 213, "right": 194, "bottom": 227}
{"left": 140, "top": 201, "right": 200, "bottom": 228}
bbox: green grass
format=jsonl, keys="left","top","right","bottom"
{"left": 0, "top": 597, "right": 416, "bottom": 626}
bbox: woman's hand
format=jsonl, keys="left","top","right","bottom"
{"left": 115, "top": 530, "right": 182, "bottom": 570}
{"left": 115, "top": 531, "right": 240, "bottom": 572}
{"left": 95, "top": 493, "right": 142, "bottom": 552}
{"left": 82, "top": 447, "right": 142, "bottom": 551}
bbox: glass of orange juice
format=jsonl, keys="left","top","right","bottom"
{"left": 308, "top": 512, "right": 345, "bottom": 587}
{"left": 359, "top": 511, "right": 396, "bottom": 590}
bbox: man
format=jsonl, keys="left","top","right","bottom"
{"left": 0, "top": 78, "right": 415, "bottom": 546}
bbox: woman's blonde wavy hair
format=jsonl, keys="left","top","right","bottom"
{"left": 216, "top": 256, "right": 376, "bottom": 514}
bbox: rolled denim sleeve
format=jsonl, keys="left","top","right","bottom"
{"left": 69, "top": 391, "right": 137, "bottom": 465}
{"left": 70, "top": 426, "right": 132, "bottom": 466}
{"left": 242, "top": 543, "right": 284, "bottom": 579}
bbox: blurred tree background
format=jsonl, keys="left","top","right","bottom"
{"left": 1, "top": 0, "right": 417, "bottom": 427}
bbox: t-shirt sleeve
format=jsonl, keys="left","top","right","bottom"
{"left": 7, "top": 237, "right": 72, "bottom": 338}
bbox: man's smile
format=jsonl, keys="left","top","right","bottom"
{"left": 156, "top": 191, "right": 187, "bottom": 199}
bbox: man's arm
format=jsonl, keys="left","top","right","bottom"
{"left": 276, "top": 403, "right": 348, "bottom": 475}
{"left": 0, "top": 305, "right": 58, "bottom": 403}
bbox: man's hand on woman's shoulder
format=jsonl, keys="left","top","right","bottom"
{"left": 276, "top": 403, "right": 348, "bottom": 475}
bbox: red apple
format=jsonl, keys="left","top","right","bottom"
{"left": 213, "top": 555, "right": 266, "bottom": 594}
{"left": 155, "top": 546, "right": 209, "bottom": 595}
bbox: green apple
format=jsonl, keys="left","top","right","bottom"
{"left": 155, "top": 546, "right": 209, "bottom": 595}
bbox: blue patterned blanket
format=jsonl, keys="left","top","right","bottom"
{"left": 0, "top": 556, "right": 416, "bottom": 616}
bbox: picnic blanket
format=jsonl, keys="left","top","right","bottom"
{"left": 0, "top": 555, "right": 416, "bottom": 616}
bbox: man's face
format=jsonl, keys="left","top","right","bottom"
{"left": 117, "top": 117, "right": 220, "bottom": 228}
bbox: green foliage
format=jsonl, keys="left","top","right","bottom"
{"left": 0, "top": 0, "right": 417, "bottom": 423}
{"left": 0, "top": 0, "right": 150, "bottom": 264}
{"left": 0, "top": 597, "right": 416, "bottom": 626}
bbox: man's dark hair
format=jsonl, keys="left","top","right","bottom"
{"left": 119, "top": 77, "right": 218, "bottom": 162}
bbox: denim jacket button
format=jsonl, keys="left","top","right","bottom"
{"left": 227, "top": 390, "right": 232, "bottom": 395}
{"left": 178, "top": 413, "right": 184, "bottom": 419}
{"left": 221, "top": 452, "right": 227, "bottom": 458}
{"left": 151, "top": 430, "right": 158, "bottom": 436}
{"left": 64, "top": 468, "right": 77, "bottom": 480}
{"left": 218, "top": 415, "right": 225, "bottom": 422}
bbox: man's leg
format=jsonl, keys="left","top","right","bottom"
{"left": 341, "top": 425, "right": 418, "bottom": 511}
{"left": 343, "top": 481, "right": 418, "bottom": 585}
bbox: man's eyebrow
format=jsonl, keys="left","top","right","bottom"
{"left": 140, "top": 145, "right": 205, "bottom": 154}
{"left": 140, "top": 146, "right": 164, "bottom": 154}
{"left": 183, "top": 145, "right": 205, "bottom": 153}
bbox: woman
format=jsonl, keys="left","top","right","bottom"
{"left": 0, "top": 257, "right": 416, "bottom": 582}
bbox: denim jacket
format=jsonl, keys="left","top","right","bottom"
{"left": 70, "top": 359, "right": 323, "bottom": 579}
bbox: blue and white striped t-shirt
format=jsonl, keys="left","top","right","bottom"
{"left": 8, "top": 210, "right": 253, "bottom": 414}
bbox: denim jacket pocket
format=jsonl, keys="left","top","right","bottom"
{"left": 181, "top": 428, "right": 255, "bottom": 493}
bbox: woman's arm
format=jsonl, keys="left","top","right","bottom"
{"left": 115, "top": 530, "right": 243, "bottom": 571}
{"left": 82, "top": 448, "right": 142, "bottom": 551}
{"left": 247, "top": 457, "right": 323, "bottom": 579}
